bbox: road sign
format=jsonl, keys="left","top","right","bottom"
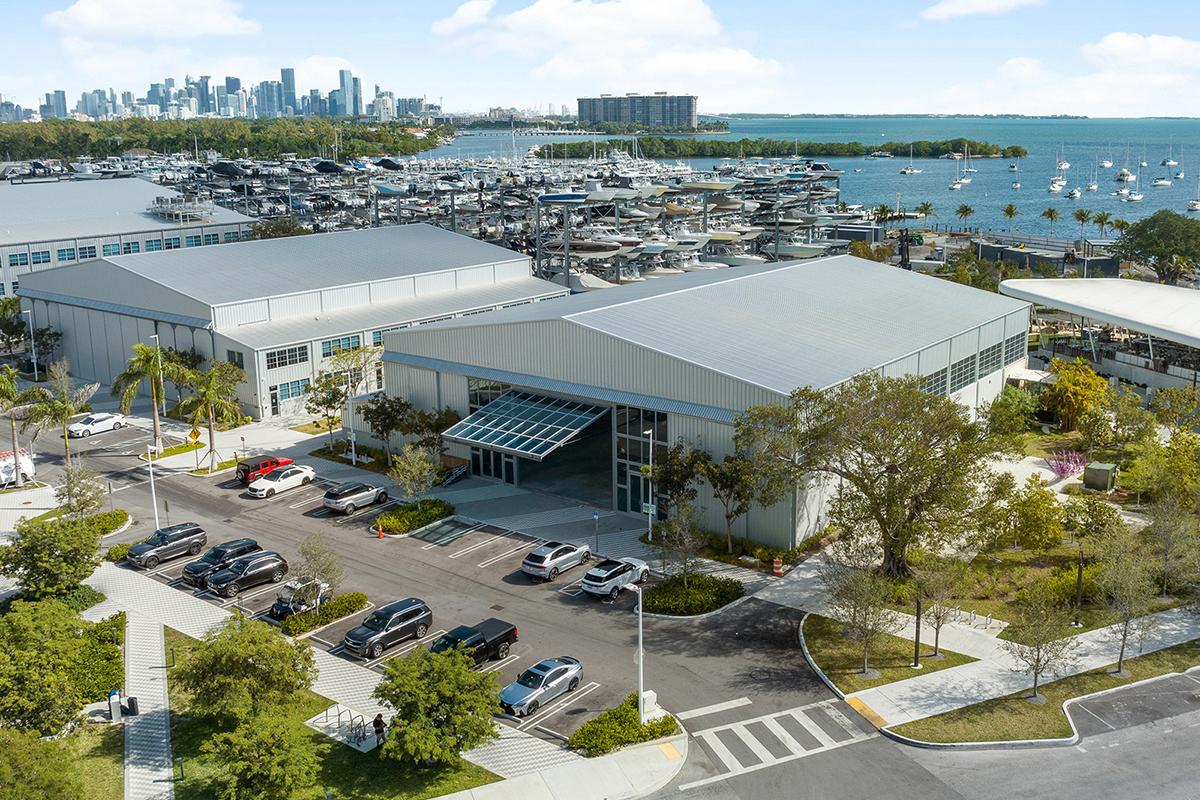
{"left": 641, "top": 503, "right": 657, "bottom": 516}
{"left": 187, "top": 427, "right": 201, "bottom": 443}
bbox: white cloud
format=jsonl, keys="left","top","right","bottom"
{"left": 434, "top": 0, "right": 786, "bottom": 110}
{"left": 44, "top": 0, "right": 259, "bottom": 39}
{"left": 1081, "top": 32, "right": 1200, "bottom": 69}
{"left": 432, "top": 0, "right": 495, "bottom": 36}
{"left": 921, "top": 0, "right": 1045, "bottom": 22}
{"left": 293, "top": 56, "right": 357, "bottom": 94}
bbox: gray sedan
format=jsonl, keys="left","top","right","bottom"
{"left": 498, "top": 656, "right": 582, "bottom": 717}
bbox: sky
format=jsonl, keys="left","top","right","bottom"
{"left": 2, "top": 0, "right": 1199, "bottom": 117}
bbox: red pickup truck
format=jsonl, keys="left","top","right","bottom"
{"left": 235, "top": 456, "right": 293, "bottom": 484}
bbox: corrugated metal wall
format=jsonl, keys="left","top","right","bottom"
{"left": 212, "top": 300, "right": 269, "bottom": 328}
{"left": 322, "top": 284, "right": 371, "bottom": 311}
{"left": 268, "top": 293, "right": 322, "bottom": 319}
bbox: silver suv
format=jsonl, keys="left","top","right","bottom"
{"left": 521, "top": 541, "right": 591, "bottom": 581}
{"left": 322, "top": 481, "right": 389, "bottom": 515}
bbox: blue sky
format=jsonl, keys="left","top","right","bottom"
{"left": 3, "top": 0, "right": 1199, "bottom": 116}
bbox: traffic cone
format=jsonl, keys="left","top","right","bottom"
{"left": 377, "top": 525, "right": 384, "bottom": 539}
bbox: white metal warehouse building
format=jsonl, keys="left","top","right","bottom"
{"left": 0, "top": 179, "right": 253, "bottom": 297}
{"left": 18, "top": 224, "right": 566, "bottom": 419}
{"left": 376, "top": 257, "right": 1032, "bottom": 549}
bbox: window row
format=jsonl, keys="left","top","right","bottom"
{"left": 1003, "top": 333, "right": 1027, "bottom": 366}
{"left": 4, "top": 231, "right": 245, "bottom": 268}
{"left": 949, "top": 355, "right": 977, "bottom": 394}
{"left": 979, "top": 342, "right": 1004, "bottom": 376}
{"left": 272, "top": 378, "right": 310, "bottom": 400}
{"left": 923, "top": 368, "right": 948, "bottom": 397}
{"left": 265, "top": 345, "right": 309, "bottom": 370}
{"left": 321, "top": 335, "right": 360, "bottom": 359}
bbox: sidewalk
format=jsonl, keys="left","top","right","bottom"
{"left": 122, "top": 613, "right": 175, "bottom": 800}
{"left": 82, "top": 563, "right": 685, "bottom": 796}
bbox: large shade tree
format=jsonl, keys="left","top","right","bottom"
{"left": 736, "top": 372, "right": 998, "bottom": 579}
{"left": 1108, "top": 209, "right": 1200, "bottom": 284}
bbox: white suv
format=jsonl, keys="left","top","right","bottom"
{"left": 581, "top": 557, "right": 649, "bottom": 600}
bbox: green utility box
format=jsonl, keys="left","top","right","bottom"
{"left": 1083, "top": 462, "right": 1118, "bottom": 493}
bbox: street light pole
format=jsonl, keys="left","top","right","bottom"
{"left": 631, "top": 584, "right": 645, "bottom": 725}
{"left": 643, "top": 427, "right": 654, "bottom": 542}
{"left": 21, "top": 310, "right": 37, "bottom": 381}
{"left": 147, "top": 444, "right": 160, "bottom": 531}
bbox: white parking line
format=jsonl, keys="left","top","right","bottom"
{"left": 516, "top": 682, "right": 601, "bottom": 731}
{"left": 421, "top": 524, "right": 483, "bottom": 550}
{"left": 478, "top": 540, "right": 544, "bottom": 569}
{"left": 480, "top": 653, "right": 521, "bottom": 673}
{"left": 219, "top": 582, "right": 284, "bottom": 608}
{"left": 677, "top": 697, "right": 753, "bottom": 721}
{"left": 556, "top": 576, "right": 587, "bottom": 596}
{"left": 448, "top": 529, "right": 527, "bottom": 559}
{"left": 287, "top": 494, "right": 322, "bottom": 509}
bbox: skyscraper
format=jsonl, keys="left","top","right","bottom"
{"left": 53, "top": 90, "right": 67, "bottom": 119}
{"left": 337, "top": 70, "right": 353, "bottom": 116}
{"left": 280, "top": 68, "right": 296, "bottom": 116}
{"left": 225, "top": 76, "right": 241, "bottom": 95}
{"left": 197, "top": 76, "right": 211, "bottom": 113}
{"left": 352, "top": 77, "right": 362, "bottom": 117}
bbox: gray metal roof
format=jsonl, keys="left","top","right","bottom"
{"left": 0, "top": 179, "right": 250, "bottom": 246}
{"left": 18, "top": 287, "right": 213, "bottom": 329}
{"left": 220, "top": 277, "right": 564, "bottom": 350}
{"left": 103, "top": 223, "right": 530, "bottom": 307}
{"left": 417, "top": 256, "right": 1029, "bottom": 394}
{"left": 1000, "top": 278, "right": 1200, "bottom": 349}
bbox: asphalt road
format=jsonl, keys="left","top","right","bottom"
{"left": 29, "top": 422, "right": 1200, "bottom": 797}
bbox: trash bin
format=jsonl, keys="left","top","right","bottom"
{"left": 126, "top": 696, "right": 139, "bottom": 717}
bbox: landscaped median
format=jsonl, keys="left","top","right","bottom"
{"left": 888, "top": 637, "right": 1200, "bottom": 743}
{"left": 280, "top": 593, "right": 370, "bottom": 636}
{"left": 642, "top": 573, "right": 745, "bottom": 617}
{"left": 802, "top": 614, "right": 977, "bottom": 695}
{"left": 568, "top": 693, "right": 681, "bottom": 757}
{"left": 375, "top": 499, "right": 455, "bottom": 536}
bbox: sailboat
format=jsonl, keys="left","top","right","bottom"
{"left": 1099, "top": 145, "right": 1113, "bottom": 169}
{"left": 961, "top": 146, "right": 977, "bottom": 174}
{"left": 1086, "top": 160, "right": 1098, "bottom": 192}
{"left": 1189, "top": 173, "right": 1200, "bottom": 211}
{"left": 1011, "top": 158, "right": 1021, "bottom": 189}
{"left": 1162, "top": 137, "right": 1178, "bottom": 166}
{"left": 1124, "top": 170, "right": 1144, "bottom": 202}
{"left": 900, "top": 144, "right": 921, "bottom": 174}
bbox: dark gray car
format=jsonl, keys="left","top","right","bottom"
{"left": 181, "top": 539, "right": 261, "bottom": 588}
{"left": 204, "top": 552, "right": 288, "bottom": 598}
{"left": 126, "top": 523, "right": 207, "bottom": 570}
{"left": 343, "top": 598, "right": 432, "bottom": 659}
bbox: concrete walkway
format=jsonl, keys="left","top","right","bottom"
{"left": 122, "top": 613, "right": 175, "bottom": 800}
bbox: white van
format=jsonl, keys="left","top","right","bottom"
{"left": 0, "top": 449, "right": 35, "bottom": 486}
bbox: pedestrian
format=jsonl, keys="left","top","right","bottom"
{"left": 373, "top": 713, "right": 386, "bottom": 749}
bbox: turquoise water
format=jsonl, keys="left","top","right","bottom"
{"left": 424, "top": 118, "right": 1200, "bottom": 236}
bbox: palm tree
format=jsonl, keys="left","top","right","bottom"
{"left": 1073, "top": 208, "right": 1092, "bottom": 240}
{"left": 915, "top": 201, "right": 936, "bottom": 223}
{"left": 955, "top": 204, "right": 975, "bottom": 226}
{"left": 1092, "top": 211, "right": 1112, "bottom": 239}
{"left": 1041, "top": 207, "right": 1061, "bottom": 237}
{"left": 112, "top": 342, "right": 180, "bottom": 454}
{"left": 1110, "top": 218, "right": 1131, "bottom": 237}
{"left": 874, "top": 203, "right": 892, "bottom": 224}
{"left": 173, "top": 361, "right": 245, "bottom": 472}
{"left": 0, "top": 365, "right": 44, "bottom": 487}
{"left": 22, "top": 360, "right": 98, "bottom": 468}
{"left": 1002, "top": 203, "right": 1020, "bottom": 233}
{"left": 0, "top": 297, "right": 19, "bottom": 320}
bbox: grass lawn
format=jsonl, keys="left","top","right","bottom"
{"left": 292, "top": 417, "right": 340, "bottom": 436}
{"left": 63, "top": 724, "right": 123, "bottom": 800}
{"left": 190, "top": 457, "right": 238, "bottom": 475}
{"left": 803, "top": 614, "right": 977, "bottom": 696}
{"left": 145, "top": 441, "right": 204, "bottom": 460}
{"left": 890, "top": 636, "right": 1200, "bottom": 743}
{"left": 165, "top": 629, "right": 500, "bottom": 800}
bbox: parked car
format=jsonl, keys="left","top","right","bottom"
{"left": 180, "top": 538, "right": 262, "bottom": 588}
{"left": 247, "top": 464, "right": 316, "bottom": 498}
{"left": 0, "top": 449, "right": 34, "bottom": 486}
{"left": 499, "top": 656, "right": 583, "bottom": 717}
{"left": 204, "top": 551, "right": 289, "bottom": 598}
{"left": 268, "top": 578, "right": 331, "bottom": 620}
{"left": 125, "top": 523, "right": 207, "bottom": 570}
{"left": 342, "top": 598, "right": 432, "bottom": 659}
{"left": 430, "top": 618, "right": 519, "bottom": 666}
{"left": 322, "top": 481, "right": 389, "bottom": 515}
{"left": 67, "top": 412, "right": 126, "bottom": 437}
{"left": 581, "top": 557, "right": 649, "bottom": 600}
{"left": 235, "top": 456, "right": 293, "bottom": 484}
{"left": 521, "top": 541, "right": 591, "bottom": 581}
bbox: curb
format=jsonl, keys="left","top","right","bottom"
{"left": 373, "top": 512, "right": 458, "bottom": 540}
{"left": 291, "top": 601, "right": 376, "bottom": 640}
{"left": 103, "top": 512, "right": 134, "bottom": 538}
{"left": 633, "top": 730, "right": 689, "bottom": 797}
{"left": 797, "top": 611, "right": 846, "bottom": 700}
{"left": 639, "top": 594, "right": 754, "bottom": 621}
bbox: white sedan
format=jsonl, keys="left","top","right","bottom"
{"left": 247, "top": 464, "right": 316, "bottom": 498}
{"left": 67, "top": 413, "right": 127, "bottom": 438}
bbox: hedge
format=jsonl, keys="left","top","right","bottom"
{"left": 90, "top": 509, "right": 130, "bottom": 535}
{"left": 280, "top": 592, "right": 370, "bottom": 636}
{"left": 67, "top": 611, "right": 126, "bottom": 702}
{"left": 375, "top": 499, "right": 455, "bottom": 534}
{"left": 642, "top": 572, "right": 745, "bottom": 616}
{"left": 105, "top": 538, "right": 144, "bottom": 562}
{"left": 59, "top": 585, "right": 107, "bottom": 613}
{"left": 567, "top": 693, "right": 680, "bottom": 756}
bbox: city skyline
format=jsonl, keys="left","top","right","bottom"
{"left": 0, "top": 0, "right": 1199, "bottom": 117}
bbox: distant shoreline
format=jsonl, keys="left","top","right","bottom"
{"left": 701, "top": 114, "right": 1090, "bottom": 120}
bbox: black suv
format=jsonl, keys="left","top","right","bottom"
{"left": 204, "top": 551, "right": 288, "bottom": 598}
{"left": 126, "top": 523, "right": 208, "bottom": 570}
{"left": 181, "top": 539, "right": 262, "bottom": 588}
{"left": 343, "top": 598, "right": 432, "bottom": 659}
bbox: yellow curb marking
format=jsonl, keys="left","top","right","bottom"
{"left": 658, "top": 741, "right": 682, "bottom": 759}
{"left": 846, "top": 697, "right": 888, "bottom": 729}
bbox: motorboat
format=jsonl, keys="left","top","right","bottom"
{"left": 538, "top": 192, "right": 589, "bottom": 205}
{"left": 542, "top": 238, "right": 622, "bottom": 259}
{"left": 669, "top": 230, "right": 712, "bottom": 251}
{"left": 1009, "top": 163, "right": 1020, "bottom": 172}
{"left": 678, "top": 177, "right": 742, "bottom": 192}
{"left": 1176, "top": 171, "right": 1185, "bottom": 180}
{"left": 1049, "top": 179, "right": 1066, "bottom": 193}
{"left": 702, "top": 245, "right": 767, "bottom": 266}
{"left": 771, "top": 241, "right": 831, "bottom": 258}
{"left": 639, "top": 234, "right": 678, "bottom": 255}
{"left": 1152, "top": 177, "right": 1173, "bottom": 187}
{"left": 1114, "top": 168, "right": 1135, "bottom": 182}
{"left": 1189, "top": 199, "right": 1200, "bottom": 211}
{"left": 1110, "top": 187, "right": 1129, "bottom": 196}
{"left": 1066, "top": 187, "right": 1082, "bottom": 199}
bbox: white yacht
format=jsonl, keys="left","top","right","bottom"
{"left": 1152, "top": 177, "right": 1173, "bottom": 187}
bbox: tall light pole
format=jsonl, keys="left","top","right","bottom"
{"left": 643, "top": 427, "right": 654, "bottom": 542}
{"left": 147, "top": 444, "right": 160, "bottom": 531}
{"left": 630, "top": 584, "right": 645, "bottom": 725}
{"left": 21, "top": 310, "right": 37, "bottom": 381}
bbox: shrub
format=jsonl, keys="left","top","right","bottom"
{"left": 58, "top": 585, "right": 106, "bottom": 613}
{"left": 105, "top": 539, "right": 143, "bottom": 562}
{"left": 89, "top": 509, "right": 129, "bottom": 535}
{"left": 67, "top": 611, "right": 126, "bottom": 702}
{"left": 1043, "top": 563, "right": 1100, "bottom": 606}
{"left": 643, "top": 572, "right": 744, "bottom": 616}
{"left": 567, "top": 692, "right": 680, "bottom": 756}
{"left": 375, "top": 499, "right": 455, "bottom": 534}
{"left": 280, "top": 592, "right": 370, "bottom": 636}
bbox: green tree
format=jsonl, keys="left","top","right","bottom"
{"left": 1072, "top": 208, "right": 1092, "bottom": 242}
{"left": 373, "top": 646, "right": 500, "bottom": 764}
{"left": 247, "top": 216, "right": 313, "bottom": 240}
{"left": 202, "top": 715, "right": 321, "bottom": 800}
{"left": 0, "top": 727, "right": 85, "bottom": 795}
{"left": 111, "top": 343, "right": 177, "bottom": 454}
{"left": 1149, "top": 386, "right": 1200, "bottom": 432}
{"left": 1121, "top": 440, "right": 1173, "bottom": 505}
{"left": 1144, "top": 500, "right": 1200, "bottom": 596}
{"left": 401, "top": 406, "right": 462, "bottom": 455}
{"left": 642, "top": 439, "right": 709, "bottom": 517}
{"left": 175, "top": 612, "right": 316, "bottom": 721}
{"left": 918, "top": 554, "right": 969, "bottom": 657}
{"left": 1108, "top": 209, "right": 1200, "bottom": 284}
{"left": 31, "top": 327, "right": 63, "bottom": 362}
{"left": 357, "top": 393, "right": 414, "bottom": 464}
{"left": 293, "top": 531, "right": 345, "bottom": 606}
{"left": 328, "top": 345, "right": 383, "bottom": 400}
{"left": 0, "top": 517, "right": 102, "bottom": 599}
{"left": 955, "top": 204, "right": 975, "bottom": 223}
{"left": 387, "top": 444, "right": 440, "bottom": 510}
{"left": 1095, "top": 524, "right": 1158, "bottom": 675}
{"left": 1092, "top": 211, "right": 1112, "bottom": 239}
{"left": 23, "top": 361, "right": 98, "bottom": 468}
{"left": 1012, "top": 474, "right": 1065, "bottom": 559}
{"left": 1041, "top": 358, "right": 1109, "bottom": 431}
{"left": 972, "top": 471, "right": 1016, "bottom": 557}
{"left": 1109, "top": 218, "right": 1131, "bottom": 237}
{"left": 655, "top": 502, "right": 708, "bottom": 588}
{"left": 173, "top": 360, "right": 245, "bottom": 472}
{"left": 819, "top": 538, "right": 903, "bottom": 674}
{"left": 0, "top": 364, "right": 44, "bottom": 488}
{"left": 982, "top": 385, "right": 1039, "bottom": 451}
{"left": 0, "top": 599, "right": 88, "bottom": 734}
{"left": 303, "top": 372, "right": 348, "bottom": 451}
{"left": 700, "top": 452, "right": 787, "bottom": 553}
{"left": 736, "top": 372, "right": 997, "bottom": 579}
{"left": 1040, "top": 207, "right": 1061, "bottom": 237}
{"left": 1001, "top": 582, "right": 1079, "bottom": 701}
{"left": 53, "top": 460, "right": 104, "bottom": 520}
{"left": 1064, "top": 494, "right": 1122, "bottom": 542}
{"left": 1002, "top": 203, "right": 1020, "bottom": 233}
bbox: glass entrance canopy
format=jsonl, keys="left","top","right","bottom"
{"left": 441, "top": 390, "right": 609, "bottom": 461}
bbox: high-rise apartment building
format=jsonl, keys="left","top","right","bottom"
{"left": 53, "top": 90, "right": 68, "bottom": 119}
{"left": 338, "top": 70, "right": 354, "bottom": 116}
{"left": 577, "top": 92, "right": 698, "bottom": 128}
{"left": 225, "top": 76, "right": 241, "bottom": 95}
{"left": 280, "top": 68, "right": 296, "bottom": 115}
